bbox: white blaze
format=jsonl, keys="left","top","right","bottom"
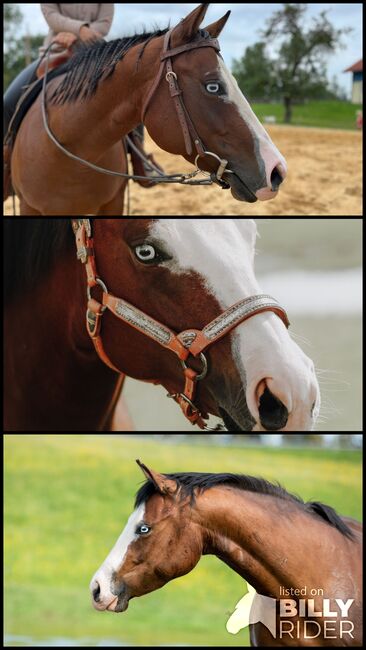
{"left": 217, "top": 59, "right": 287, "bottom": 195}
{"left": 150, "top": 219, "right": 319, "bottom": 430}
{"left": 90, "top": 503, "right": 145, "bottom": 609}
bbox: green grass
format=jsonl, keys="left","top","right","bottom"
{"left": 252, "top": 100, "right": 362, "bottom": 129}
{"left": 4, "top": 434, "right": 362, "bottom": 646}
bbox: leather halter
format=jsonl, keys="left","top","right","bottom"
{"left": 72, "top": 219, "right": 290, "bottom": 430}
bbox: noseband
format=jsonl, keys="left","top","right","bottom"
{"left": 72, "top": 219, "right": 290, "bottom": 430}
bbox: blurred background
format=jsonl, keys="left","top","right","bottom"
{"left": 122, "top": 218, "right": 363, "bottom": 431}
{"left": 4, "top": 433, "right": 362, "bottom": 646}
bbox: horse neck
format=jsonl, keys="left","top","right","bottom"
{"left": 4, "top": 245, "right": 119, "bottom": 430}
{"left": 194, "top": 486, "right": 333, "bottom": 598}
{"left": 51, "top": 44, "right": 153, "bottom": 150}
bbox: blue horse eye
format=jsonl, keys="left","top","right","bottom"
{"left": 138, "top": 524, "right": 150, "bottom": 535}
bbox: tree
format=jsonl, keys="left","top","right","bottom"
{"left": 232, "top": 42, "right": 277, "bottom": 102}
{"left": 4, "top": 3, "right": 43, "bottom": 90}
{"left": 260, "top": 3, "right": 352, "bottom": 122}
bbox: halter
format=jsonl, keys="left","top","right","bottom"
{"left": 72, "top": 219, "right": 290, "bottom": 431}
{"left": 41, "top": 28, "right": 234, "bottom": 189}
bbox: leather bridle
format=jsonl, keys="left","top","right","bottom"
{"left": 72, "top": 219, "right": 290, "bottom": 430}
{"left": 141, "top": 27, "right": 234, "bottom": 186}
{"left": 41, "top": 28, "right": 234, "bottom": 188}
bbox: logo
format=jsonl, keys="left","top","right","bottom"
{"left": 227, "top": 583, "right": 355, "bottom": 641}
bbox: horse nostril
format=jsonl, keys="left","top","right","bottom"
{"left": 270, "top": 166, "right": 284, "bottom": 191}
{"left": 258, "top": 386, "right": 289, "bottom": 431}
{"left": 93, "top": 581, "right": 101, "bottom": 603}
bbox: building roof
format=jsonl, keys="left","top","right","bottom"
{"left": 344, "top": 59, "right": 363, "bottom": 73}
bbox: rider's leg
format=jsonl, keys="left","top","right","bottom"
{"left": 3, "top": 60, "right": 39, "bottom": 138}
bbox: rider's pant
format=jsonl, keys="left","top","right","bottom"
{"left": 4, "top": 60, "right": 39, "bottom": 139}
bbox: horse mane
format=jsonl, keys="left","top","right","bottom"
{"left": 135, "top": 471, "right": 355, "bottom": 540}
{"left": 49, "top": 27, "right": 213, "bottom": 106}
{"left": 4, "top": 219, "right": 73, "bottom": 304}
{"left": 49, "top": 27, "right": 170, "bottom": 106}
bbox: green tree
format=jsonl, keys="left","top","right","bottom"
{"left": 260, "top": 3, "right": 352, "bottom": 123}
{"left": 232, "top": 42, "right": 277, "bottom": 102}
{"left": 4, "top": 4, "right": 43, "bottom": 89}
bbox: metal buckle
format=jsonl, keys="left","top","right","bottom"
{"left": 165, "top": 71, "right": 177, "bottom": 83}
{"left": 181, "top": 353, "right": 208, "bottom": 382}
{"left": 72, "top": 218, "right": 92, "bottom": 237}
{"left": 87, "top": 278, "right": 109, "bottom": 313}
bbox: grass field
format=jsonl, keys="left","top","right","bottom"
{"left": 4, "top": 434, "right": 362, "bottom": 646}
{"left": 252, "top": 100, "right": 362, "bottom": 130}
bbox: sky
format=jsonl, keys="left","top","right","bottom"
{"left": 6, "top": 3, "right": 363, "bottom": 96}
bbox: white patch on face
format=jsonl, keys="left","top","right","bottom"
{"left": 90, "top": 503, "right": 145, "bottom": 609}
{"left": 150, "top": 219, "right": 320, "bottom": 431}
{"left": 217, "top": 59, "right": 287, "bottom": 190}
{"left": 151, "top": 218, "right": 260, "bottom": 307}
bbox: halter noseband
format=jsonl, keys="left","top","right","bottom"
{"left": 72, "top": 219, "right": 290, "bottom": 430}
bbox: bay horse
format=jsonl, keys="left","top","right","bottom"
{"left": 9, "top": 4, "right": 287, "bottom": 215}
{"left": 90, "top": 460, "right": 362, "bottom": 647}
{"left": 4, "top": 218, "right": 320, "bottom": 432}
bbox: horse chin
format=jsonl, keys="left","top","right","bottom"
{"left": 227, "top": 174, "right": 258, "bottom": 203}
{"left": 219, "top": 408, "right": 256, "bottom": 432}
{"left": 113, "top": 597, "right": 130, "bottom": 613}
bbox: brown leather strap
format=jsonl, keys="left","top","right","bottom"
{"left": 178, "top": 296, "right": 290, "bottom": 357}
{"left": 86, "top": 298, "right": 120, "bottom": 373}
{"left": 72, "top": 219, "right": 98, "bottom": 286}
{"left": 174, "top": 367, "right": 207, "bottom": 428}
{"left": 141, "top": 28, "right": 220, "bottom": 156}
{"left": 165, "top": 53, "right": 204, "bottom": 156}
{"left": 103, "top": 294, "right": 189, "bottom": 361}
{"left": 160, "top": 38, "right": 220, "bottom": 61}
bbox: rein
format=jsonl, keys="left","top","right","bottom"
{"left": 72, "top": 219, "right": 290, "bottom": 431}
{"left": 41, "top": 28, "right": 234, "bottom": 189}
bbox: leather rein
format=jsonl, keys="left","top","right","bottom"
{"left": 72, "top": 219, "right": 290, "bottom": 430}
{"left": 41, "top": 28, "right": 234, "bottom": 188}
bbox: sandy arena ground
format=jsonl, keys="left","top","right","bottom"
{"left": 4, "top": 125, "right": 362, "bottom": 216}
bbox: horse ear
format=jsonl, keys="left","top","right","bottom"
{"left": 203, "top": 10, "right": 231, "bottom": 38}
{"left": 171, "top": 3, "right": 210, "bottom": 47}
{"left": 136, "top": 460, "right": 178, "bottom": 496}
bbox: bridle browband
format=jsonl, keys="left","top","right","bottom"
{"left": 72, "top": 219, "right": 290, "bottom": 431}
{"left": 41, "top": 27, "right": 234, "bottom": 188}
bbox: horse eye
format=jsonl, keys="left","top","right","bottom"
{"left": 138, "top": 524, "right": 151, "bottom": 535}
{"left": 206, "top": 82, "right": 220, "bottom": 94}
{"left": 135, "top": 244, "right": 156, "bottom": 263}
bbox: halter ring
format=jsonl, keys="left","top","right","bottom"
{"left": 87, "top": 278, "right": 109, "bottom": 312}
{"left": 180, "top": 353, "right": 208, "bottom": 382}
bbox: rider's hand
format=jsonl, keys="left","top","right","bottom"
{"left": 53, "top": 32, "right": 77, "bottom": 49}
{"left": 79, "top": 25, "right": 102, "bottom": 42}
